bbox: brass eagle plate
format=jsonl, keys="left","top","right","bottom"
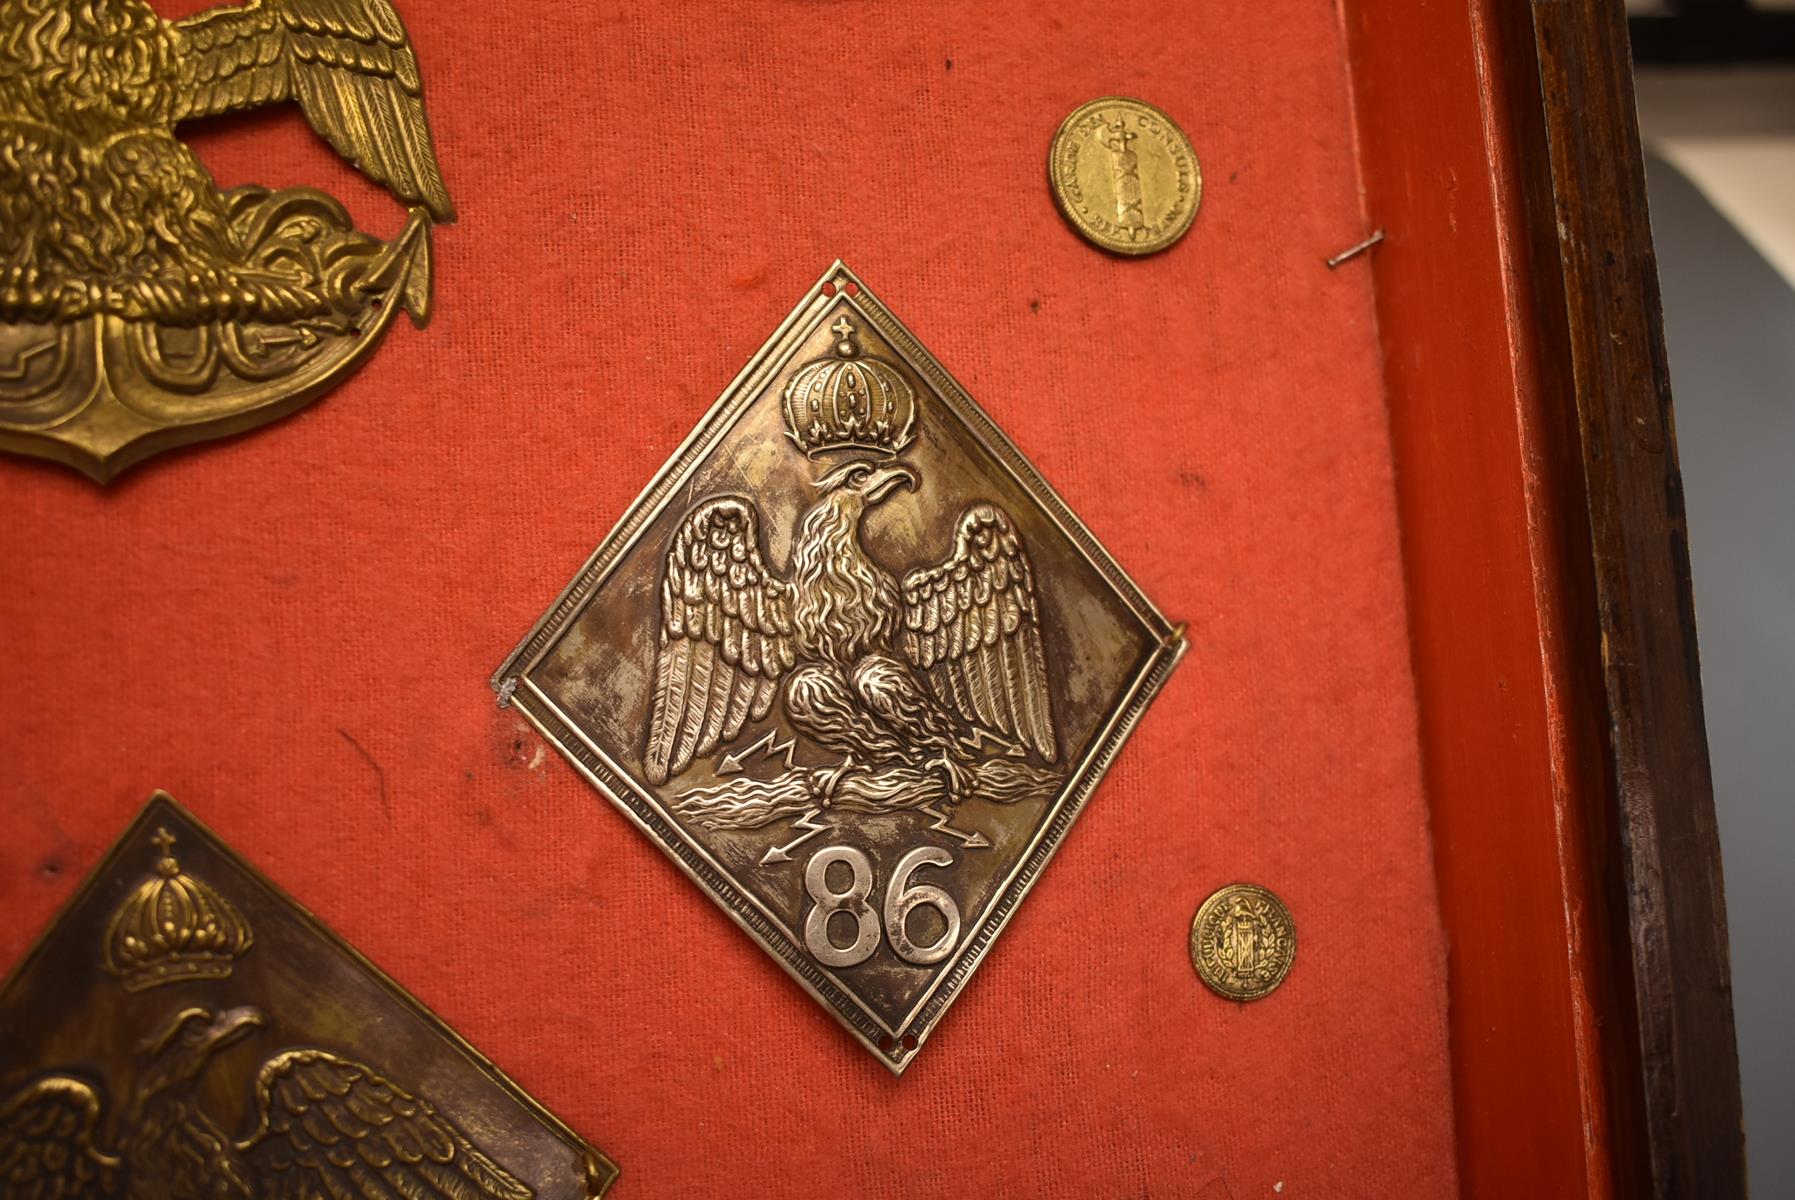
{"left": 495, "top": 264, "right": 1183, "bottom": 1073}
{"left": 0, "top": 793, "right": 619, "bottom": 1199}
{"left": 0, "top": 0, "right": 453, "bottom": 482}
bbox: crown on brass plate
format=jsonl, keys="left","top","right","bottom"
{"left": 782, "top": 316, "right": 916, "bottom": 458}
{"left": 103, "top": 827, "right": 253, "bottom": 992}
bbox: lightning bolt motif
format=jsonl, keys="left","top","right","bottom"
{"left": 919, "top": 803, "right": 991, "bottom": 850}
{"left": 759, "top": 807, "right": 833, "bottom": 865}
{"left": 717, "top": 730, "right": 798, "bottom": 776}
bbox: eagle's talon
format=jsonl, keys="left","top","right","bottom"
{"left": 926, "top": 754, "right": 976, "bottom": 805}
{"left": 808, "top": 755, "right": 856, "bottom": 802}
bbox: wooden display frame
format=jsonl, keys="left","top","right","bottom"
{"left": 1343, "top": 0, "right": 1742, "bottom": 1195}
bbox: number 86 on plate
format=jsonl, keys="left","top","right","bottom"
{"left": 802, "top": 845, "right": 964, "bottom": 968}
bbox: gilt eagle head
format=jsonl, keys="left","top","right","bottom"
{"left": 135, "top": 1005, "right": 264, "bottom": 1097}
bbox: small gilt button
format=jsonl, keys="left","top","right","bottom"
{"left": 1190, "top": 882, "right": 1297, "bottom": 1001}
{"left": 1049, "top": 96, "right": 1202, "bottom": 256}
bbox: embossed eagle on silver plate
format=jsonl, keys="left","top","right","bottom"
{"left": 494, "top": 264, "right": 1183, "bottom": 1072}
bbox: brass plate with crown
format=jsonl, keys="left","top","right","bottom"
{"left": 494, "top": 263, "right": 1184, "bottom": 1072}
{"left": 0, "top": 0, "right": 453, "bottom": 482}
{"left": 0, "top": 792, "right": 619, "bottom": 1199}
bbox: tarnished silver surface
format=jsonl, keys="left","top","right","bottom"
{"left": 495, "top": 263, "right": 1182, "bottom": 1072}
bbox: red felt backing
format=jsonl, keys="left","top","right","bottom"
{"left": 0, "top": 2, "right": 1457, "bottom": 1195}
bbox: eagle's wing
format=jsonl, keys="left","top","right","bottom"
{"left": 645, "top": 496, "right": 797, "bottom": 784}
{"left": 900, "top": 503, "right": 1057, "bottom": 762}
{"left": 170, "top": 0, "right": 454, "bottom": 221}
{"left": 239, "top": 1049, "right": 531, "bottom": 1200}
{"left": 0, "top": 1075, "right": 125, "bottom": 1200}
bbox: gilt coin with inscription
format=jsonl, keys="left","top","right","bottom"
{"left": 1190, "top": 883, "right": 1297, "bottom": 1001}
{"left": 1049, "top": 96, "right": 1201, "bottom": 256}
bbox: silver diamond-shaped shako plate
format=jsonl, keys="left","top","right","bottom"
{"left": 494, "top": 263, "right": 1183, "bottom": 1072}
